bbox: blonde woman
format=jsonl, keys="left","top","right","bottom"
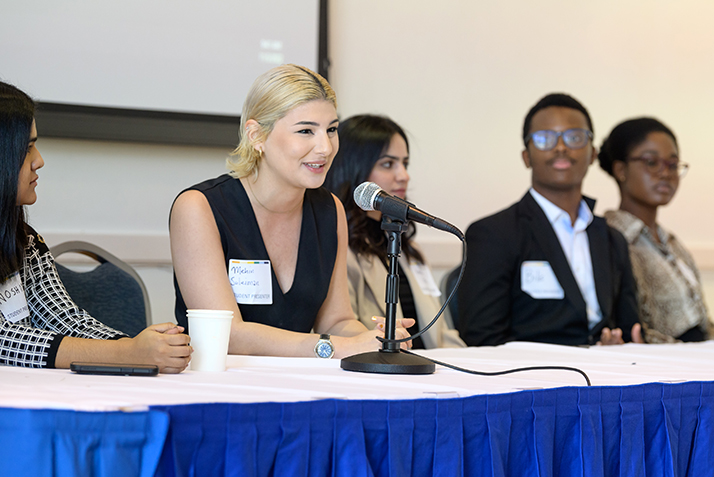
{"left": 170, "top": 65, "right": 412, "bottom": 358}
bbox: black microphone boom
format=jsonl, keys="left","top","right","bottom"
{"left": 353, "top": 182, "right": 464, "bottom": 239}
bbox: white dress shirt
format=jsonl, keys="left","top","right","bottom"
{"left": 529, "top": 188, "right": 602, "bottom": 330}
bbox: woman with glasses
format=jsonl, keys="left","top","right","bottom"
{"left": 599, "top": 117, "right": 710, "bottom": 342}
{"left": 323, "top": 115, "right": 464, "bottom": 349}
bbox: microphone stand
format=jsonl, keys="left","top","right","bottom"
{"left": 341, "top": 216, "right": 435, "bottom": 374}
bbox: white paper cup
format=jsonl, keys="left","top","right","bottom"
{"left": 187, "top": 309, "right": 233, "bottom": 372}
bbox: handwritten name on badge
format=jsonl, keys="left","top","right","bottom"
{"left": 410, "top": 263, "right": 441, "bottom": 297}
{"left": 520, "top": 261, "right": 564, "bottom": 299}
{"left": 228, "top": 260, "right": 272, "bottom": 305}
{"left": 0, "top": 272, "right": 30, "bottom": 323}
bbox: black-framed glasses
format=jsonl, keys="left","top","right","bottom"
{"left": 525, "top": 128, "right": 593, "bottom": 151}
{"left": 627, "top": 155, "right": 689, "bottom": 178}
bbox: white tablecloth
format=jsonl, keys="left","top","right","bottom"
{"left": 2, "top": 341, "right": 713, "bottom": 412}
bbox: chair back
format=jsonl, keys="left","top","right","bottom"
{"left": 50, "top": 241, "right": 151, "bottom": 337}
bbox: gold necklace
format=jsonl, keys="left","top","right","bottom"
{"left": 246, "top": 180, "right": 303, "bottom": 214}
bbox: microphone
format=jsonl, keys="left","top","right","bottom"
{"left": 353, "top": 182, "right": 464, "bottom": 239}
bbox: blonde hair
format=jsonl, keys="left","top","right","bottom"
{"left": 227, "top": 64, "right": 337, "bottom": 178}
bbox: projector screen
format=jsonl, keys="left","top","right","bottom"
{"left": 0, "top": 0, "right": 327, "bottom": 145}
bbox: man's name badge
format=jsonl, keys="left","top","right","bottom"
{"left": 229, "top": 260, "right": 273, "bottom": 305}
{"left": 0, "top": 272, "right": 30, "bottom": 323}
{"left": 520, "top": 261, "right": 564, "bottom": 299}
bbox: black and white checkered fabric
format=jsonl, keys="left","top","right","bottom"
{"left": 0, "top": 228, "right": 126, "bottom": 368}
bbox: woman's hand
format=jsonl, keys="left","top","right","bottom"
{"left": 330, "top": 316, "right": 414, "bottom": 359}
{"left": 125, "top": 323, "right": 193, "bottom": 373}
{"left": 372, "top": 315, "right": 415, "bottom": 347}
{"left": 331, "top": 329, "right": 382, "bottom": 359}
{"left": 374, "top": 316, "right": 414, "bottom": 349}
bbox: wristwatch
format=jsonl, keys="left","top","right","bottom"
{"left": 314, "top": 334, "right": 335, "bottom": 359}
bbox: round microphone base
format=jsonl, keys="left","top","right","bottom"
{"left": 340, "top": 350, "right": 435, "bottom": 375}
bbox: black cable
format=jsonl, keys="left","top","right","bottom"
{"left": 371, "top": 214, "right": 592, "bottom": 387}
{"left": 401, "top": 349, "right": 592, "bottom": 386}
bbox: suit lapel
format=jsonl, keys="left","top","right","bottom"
{"left": 519, "top": 193, "right": 586, "bottom": 314}
{"left": 588, "top": 217, "right": 613, "bottom": 329}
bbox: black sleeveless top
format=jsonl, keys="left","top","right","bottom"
{"left": 173, "top": 174, "right": 338, "bottom": 333}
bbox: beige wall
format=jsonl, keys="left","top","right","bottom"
{"left": 33, "top": 0, "right": 714, "bottom": 322}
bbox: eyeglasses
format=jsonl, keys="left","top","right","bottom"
{"left": 525, "top": 128, "right": 593, "bottom": 151}
{"left": 627, "top": 155, "right": 689, "bottom": 178}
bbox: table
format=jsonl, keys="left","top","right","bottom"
{"left": 2, "top": 342, "right": 714, "bottom": 476}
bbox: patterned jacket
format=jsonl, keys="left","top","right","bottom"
{"left": 0, "top": 227, "right": 124, "bottom": 367}
{"left": 605, "top": 210, "right": 711, "bottom": 342}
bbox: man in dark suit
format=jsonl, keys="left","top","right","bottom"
{"left": 458, "top": 93, "right": 642, "bottom": 346}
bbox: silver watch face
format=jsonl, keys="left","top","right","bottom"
{"left": 316, "top": 340, "right": 333, "bottom": 358}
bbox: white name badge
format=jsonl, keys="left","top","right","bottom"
{"left": 0, "top": 272, "right": 30, "bottom": 323}
{"left": 228, "top": 260, "right": 273, "bottom": 305}
{"left": 409, "top": 263, "right": 442, "bottom": 297}
{"left": 520, "top": 261, "right": 565, "bottom": 299}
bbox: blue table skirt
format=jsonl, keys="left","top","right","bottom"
{"left": 2, "top": 382, "right": 713, "bottom": 476}
{"left": 0, "top": 407, "right": 168, "bottom": 477}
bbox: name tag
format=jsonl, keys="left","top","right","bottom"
{"left": 228, "top": 259, "right": 273, "bottom": 305}
{"left": 0, "top": 272, "right": 30, "bottom": 323}
{"left": 520, "top": 261, "right": 564, "bottom": 299}
{"left": 409, "top": 263, "right": 441, "bottom": 297}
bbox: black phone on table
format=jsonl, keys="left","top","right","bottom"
{"left": 70, "top": 362, "right": 159, "bottom": 376}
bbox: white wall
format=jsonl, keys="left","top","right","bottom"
{"left": 33, "top": 0, "right": 714, "bottom": 323}
{"left": 37, "top": 139, "right": 226, "bottom": 323}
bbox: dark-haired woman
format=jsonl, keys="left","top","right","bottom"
{"left": 599, "top": 117, "right": 710, "bottom": 342}
{"left": 0, "top": 81, "right": 191, "bottom": 371}
{"left": 324, "top": 115, "right": 465, "bottom": 349}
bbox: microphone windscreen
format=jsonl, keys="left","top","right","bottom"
{"left": 353, "top": 182, "right": 381, "bottom": 211}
